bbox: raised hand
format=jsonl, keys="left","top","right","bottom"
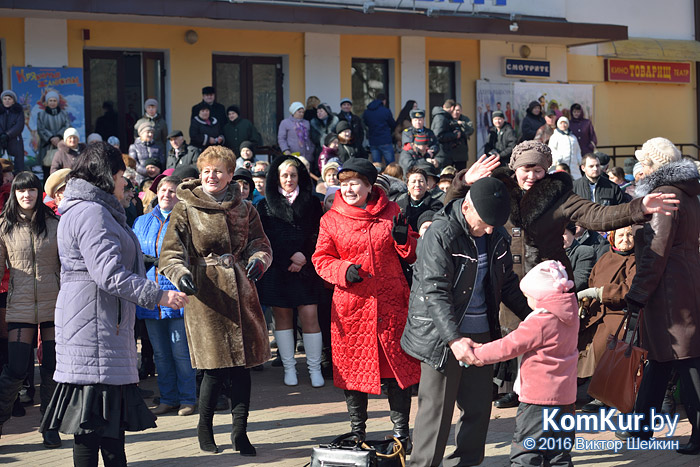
{"left": 464, "top": 154, "right": 501, "bottom": 186}
{"left": 641, "top": 192, "right": 680, "bottom": 215}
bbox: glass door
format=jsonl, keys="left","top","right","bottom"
{"left": 84, "top": 50, "right": 165, "bottom": 152}
{"left": 213, "top": 55, "right": 283, "bottom": 152}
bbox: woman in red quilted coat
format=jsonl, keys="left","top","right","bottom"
{"left": 312, "top": 158, "right": 420, "bottom": 452}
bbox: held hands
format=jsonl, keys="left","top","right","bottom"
{"left": 641, "top": 192, "right": 680, "bottom": 215}
{"left": 464, "top": 154, "right": 501, "bottom": 186}
{"left": 288, "top": 252, "right": 306, "bottom": 273}
{"left": 449, "top": 337, "right": 483, "bottom": 366}
{"left": 178, "top": 274, "right": 197, "bottom": 296}
{"left": 159, "top": 290, "right": 189, "bottom": 309}
{"left": 246, "top": 258, "right": 265, "bottom": 281}
{"left": 345, "top": 264, "right": 363, "bottom": 284}
{"left": 391, "top": 213, "right": 409, "bottom": 245}
{"left": 577, "top": 287, "right": 603, "bottom": 302}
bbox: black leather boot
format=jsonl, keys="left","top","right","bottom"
{"left": 40, "top": 341, "right": 61, "bottom": 449}
{"left": 229, "top": 367, "right": 256, "bottom": 456}
{"left": 0, "top": 343, "right": 32, "bottom": 428}
{"left": 198, "top": 370, "right": 222, "bottom": 453}
{"left": 386, "top": 379, "right": 413, "bottom": 454}
{"left": 344, "top": 390, "right": 368, "bottom": 439}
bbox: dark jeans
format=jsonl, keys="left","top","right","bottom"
{"left": 73, "top": 431, "right": 126, "bottom": 467}
{"left": 511, "top": 403, "right": 574, "bottom": 467}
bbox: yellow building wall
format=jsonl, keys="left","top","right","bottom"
{"left": 426, "top": 37, "right": 480, "bottom": 161}
{"left": 339, "top": 35, "right": 401, "bottom": 114}
{"left": 1, "top": 18, "right": 25, "bottom": 86}
{"left": 64, "top": 20, "right": 305, "bottom": 138}
{"left": 568, "top": 54, "right": 698, "bottom": 159}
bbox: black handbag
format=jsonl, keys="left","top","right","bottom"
{"left": 310, "top": 432, "right": 405, "bottom": 467}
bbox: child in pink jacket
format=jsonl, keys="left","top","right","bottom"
{"left": 473, "top": 260, "right": 579, "bottom": 467}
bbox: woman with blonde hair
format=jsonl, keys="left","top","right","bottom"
{"left": 160, "top": 145, "right": 271, "bottom": 456}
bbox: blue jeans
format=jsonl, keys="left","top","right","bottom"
{"left": 144, "top": 318, "right": 196, "bottom": 406}
{"left": 370, "top": 144, "right": 395, "bottom": 164}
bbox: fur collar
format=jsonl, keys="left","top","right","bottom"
{"left": 176, "top": 179, "right": 242, "bottom": 210}
{"left": 492, "top": 167, "right": 573, "bottom": 230}
{"left": 0, "top": 103, "right": 22, "bottom": 114}
{"left": 635, "top": 159, "right": 700, "bottom": 197}
{"left": 263, "top": 156, "right": 316, "bottom": 223}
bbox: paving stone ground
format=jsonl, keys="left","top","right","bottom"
{"left": 1, "top": 349, "right": 697, "bottom": 466}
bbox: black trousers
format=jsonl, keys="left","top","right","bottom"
{"left": 73, "top": 431, "right": 126, "bottom": 467}
{"left": 632, "top": 357, "right": 700, "bottom": 441}
{"left": 409, "top": 332, "right": 492, "bottom": 467}
{"left": 511, "top": 403, "right": 574, "bottom": 467}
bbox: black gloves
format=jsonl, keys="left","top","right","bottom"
{"left": 143, "top": 254, "right": 159, "bottom": 270}
{"left": 178, "top": 274, "right": 197, "bottom": 296}
{"left": 246, "top": 258, "right": 264, "bottom": 282}
{"left": 391, "top": 213, "right": 409, "bottom": 245}
{"left": 0, "top": 133, "right": 8, "bottom": 151}
{"left": 626, "top": 297, "right": 643, "bottom": 317}
{"left": 345, "top": 264, "right": 363, "bottom": 283}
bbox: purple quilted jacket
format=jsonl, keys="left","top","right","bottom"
{"left": 53, "top": 178, "right": 162, "bottom": 385}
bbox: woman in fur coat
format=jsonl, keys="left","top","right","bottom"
{"left": 256, "top": 156, "right": 325, "bottom": 388}
{"left": 623, "top": 138, "right": 700, "bottom": 454}
{"left": 444, "top": 143, "right": 678, "bottom": 283}
{"left": 160, "top": 146, "right": 272, "bottom": 456}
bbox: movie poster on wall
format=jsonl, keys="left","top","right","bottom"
{"left": 10, "top": 67, "right": 85, "bottom": 175}
{"left": 475, "top": 81, "right": 515, "bottom": 155}
{"left": 512, "top": 82, "right": 594, "bottom": 133}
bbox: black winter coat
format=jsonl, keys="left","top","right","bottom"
{"left": 189, "top": 116, "right": 223, "bottom": 150}
{"left": 167, "top": 143, "right": 201, "bottom": 170}
{"left": 337, "top": 111, "right": 365, "bottom": 150}
{"left": 430, "top": 107, "right": 459, "bottom": 169}
{"left": 572, "top": 176, "right": 626, "bottom": 206}
{"left": 520, "top": 103, "right": 545, "bottom": 141}
{"left": 0, "top": 103, "right": 24, "bottom": 161}
{"left": 395, "top": 191, "right": 443, "bottom": 232}
{"left": 484, "top": 123, "right": 517, "bottom": 166}
{"left": 191, "top": 101, "right": 227, "bottom": 128}
{"left": 256, "top": 157, "right": 323, "bottom": 307}
{"left": 401, "top": 198, "right": 530, "bottom": 372}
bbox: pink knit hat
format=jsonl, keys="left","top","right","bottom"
{"left": 520, "top": 260, "right": 574, "bottom": 300}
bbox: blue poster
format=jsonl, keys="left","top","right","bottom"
{"left": 11, "top": 66, "right": 85, "bottom": 173}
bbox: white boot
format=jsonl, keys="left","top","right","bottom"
{"left": 274, "top": 329, "right": 297, "bottom": 386}
{"left": 303, "top": 332, "right": 325, "bottom": 388}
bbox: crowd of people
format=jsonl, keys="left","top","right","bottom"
{"left": 0, "top": 84, "right": 699, "bottom": 467}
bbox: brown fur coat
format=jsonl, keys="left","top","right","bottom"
{"left": 160, "top": 180, "right": 272, "bottom": 369}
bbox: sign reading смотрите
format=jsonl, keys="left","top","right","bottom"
{"left": 503, "top": 58, "right": 551, "bottom": 78}
{"left": 605, "top": 59, "right": 691, "bottom": 84}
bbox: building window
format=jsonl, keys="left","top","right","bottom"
{"left": 352, "top": 59, "right": 389, "bottom": 116}
{"left": 429, "top": 61, "right": 456, "bottom": 112}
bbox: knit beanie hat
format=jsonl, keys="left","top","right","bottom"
{"left": 324, "top": 133, "right": 339, "bottom": 147}
{"left": 509, "top": 140, "right": 553, "bottom": 172}
{"left": 336, "top": 120, "right": 351, "bottom": 134}
{"left": 414, "top": 133, "right": 430, "bottom": 145}
{"left": 557, "top": 116, "right": 569, "bottom": 126}
{"left": 227, "top": 105, "right": 241, "bottom": 115}
{"left": 468, "top": 177, "right": 510, "bottom": 227}
{"left": 45, "top": 90, "right": 59, "bottom": 102}
{"left": 63, "top": 127, "right": 80, "bottom": 140}
{"left": 144, "top": 98, "right": 158, "bottom": 110}
{"left": 635, "top": 137, "right": 681, "bottom": 167}
{"left": 107, "top": 136, "right": 120, "bottom": 146}
{"left": 143, "top": 157, "right": 163, "bottom": 170}
{"left": 1, "top": 90, "right": 17, "bottom": 103}
{"left": 322, "top": 162, "right": 340, "bottom": 180}
{"left": 87, "top": 133, "right": 103, "bottom": 144}
{"left": 374, "top": 174, "right": 391, "bottom": 194}
{"left": 520, "top": 260, "right": 574, "bottom": 300}
{"left": 289, "top": 101, "right": 304, "bottom": 115}
{"left": 239, "top": 140, "right": 255, "bottom": 153}
{"left": 632, "top": 162, "right": 644, "bottom": 178}
{"left": 137, "top": 121, "right": 155, "bottom": 135}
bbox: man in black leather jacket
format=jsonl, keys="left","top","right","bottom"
{"left": 402, "top": 177, "right": 530, "bottom": 467}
